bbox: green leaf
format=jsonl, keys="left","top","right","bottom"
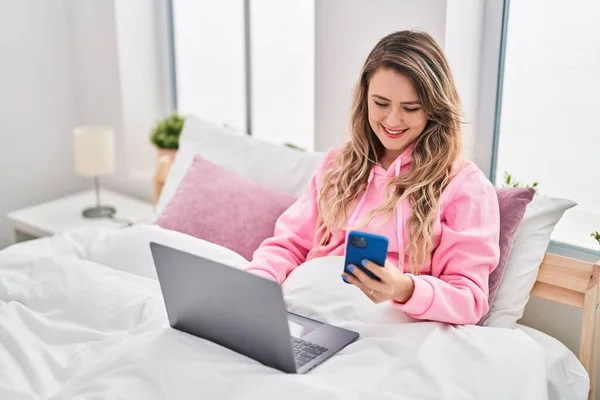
{"left": 500, "top": 171, "right": 539, "bottom": 193}
{"left": 592, "top": 231, "right": 600, "bottom": 246}
{"left": 150, "top": 112, "right": 185, "bottom": 149}
{"left": 283, "top": 142, "right": 306, "bottom": 151}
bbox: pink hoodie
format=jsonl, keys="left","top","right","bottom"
{"left": 245, "top": 146, "right": 500, "bottom": 325}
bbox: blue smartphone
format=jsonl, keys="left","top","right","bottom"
{"left": 344, "top": 231, "right": 389, "bottom": 281}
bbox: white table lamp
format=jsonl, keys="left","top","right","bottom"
{"left": 73, "top": 125, "right": 117, "bottom": 218}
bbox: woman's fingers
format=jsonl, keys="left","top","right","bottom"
{"left": 342, "top": 272, "right": 359, "bottom": 286}
{"left": 360, "top": 260, "right": 388, "bottom": 282}
{"left": 346, "top": 264, "right": 387, "bottom": 292}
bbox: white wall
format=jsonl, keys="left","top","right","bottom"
{"left": 444, "top": 0, "right": 485, "bottom": 161}
{"left": 114, "top": 0, "right": 169, "bottom": 174}
{"left": 0, "top": 0, "right": 88, "bottom": 248}
{"left": 314, "top": 0, "right": 447, "bottom": 151}
{"left": 68, "top": 0, "right": 169, "bottom": 201}
{"left": 68, "top": 0, "right": 124, "bottom": 170}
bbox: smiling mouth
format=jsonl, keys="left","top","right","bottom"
{"left": 381, "top": 124, "right": 408, "bottom": 139}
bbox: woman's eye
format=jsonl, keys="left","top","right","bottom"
{"left": 404, "top": 108, "right": 421, "bottom": 113}
{"left": 374, "top": 102, "right": 389, "bottom": 108}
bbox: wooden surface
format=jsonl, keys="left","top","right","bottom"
{"left": 531, "top": 281, "right": 584, "bottom": 308}
{"left": 581, "top": 261, "right": 600, "bottom": 400}
{"left": 532, "top": 253, "right": 600, "bottom": 400}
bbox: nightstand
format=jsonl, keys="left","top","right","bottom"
{"left": 6, "top": 190, "right": 155, "bottom": 244}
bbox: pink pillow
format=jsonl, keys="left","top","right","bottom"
{"left": 156, "top": 156, "right": 297, "bottom": 260}
{"left": 486, "top": 187, "right": 536, "bottom": 310}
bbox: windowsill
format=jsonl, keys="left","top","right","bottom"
{"left": 547, "top": 241, "right": 600, "bottom": 264}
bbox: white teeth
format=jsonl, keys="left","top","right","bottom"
{"left": 383, "top": 126, "right": 405, "bottom": 135}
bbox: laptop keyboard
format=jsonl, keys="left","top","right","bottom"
{"left": 292, "top": 337, "right": 328, "bottom": 368}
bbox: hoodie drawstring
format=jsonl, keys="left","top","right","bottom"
{"left": 394, "top": 159, "right": 404, "bottom": 270}
{"left": 347, "top": 169, "right": 374, "bottom": 228}
{"left": 346, "top": 159, "right": 405, "bottom": 270}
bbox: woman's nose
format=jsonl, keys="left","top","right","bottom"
{"left": 385, "top": 108, "right": 404, "bottom": 128}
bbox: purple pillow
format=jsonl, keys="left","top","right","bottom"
{"left": 156, "top": 156, "right": 297, "bottom": 260}
{"left": 487, "top": 187, "right": 536, "bottom": 308}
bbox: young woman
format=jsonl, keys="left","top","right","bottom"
{"left": 245, "top": 30, "right": 500, "bottom": 325}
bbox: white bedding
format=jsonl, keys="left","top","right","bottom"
{"left": 517, "top": 324, "right": 589, "bottom": 400}
{"left": 0, "top": 225, "right": 553, "bottom": 399}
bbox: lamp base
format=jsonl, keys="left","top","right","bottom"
{"left": 82, "top": 205, "right": 116, "bottom": 219}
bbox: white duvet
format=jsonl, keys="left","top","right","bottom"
{"left": 0, "top": 225, "right": 548, "bottom": 399}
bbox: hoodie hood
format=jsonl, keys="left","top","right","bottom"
{"left": 371, "top": 143, "right": 415, "bottom": 177}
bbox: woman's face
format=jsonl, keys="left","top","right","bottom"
{"left": 367, "top": 68, "right": 428, "bottom": 164}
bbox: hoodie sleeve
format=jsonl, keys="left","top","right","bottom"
{"left": 244, "top": 149, "right": 338, "bottom": 283}
{"left": 393, "top": 168, "right": 500, "bottom": 325}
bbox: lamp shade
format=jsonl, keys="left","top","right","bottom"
{"left": 73, "top": 126, "right": 116, "bottom": 177}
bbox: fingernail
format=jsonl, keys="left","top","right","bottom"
{"left": 361, "top": 259, "right": 368, "bottom": 266}
{"left": 342, "top": 275, "right": 348, "bottom": 283}
{"left": 347, "top": 265, "right": 354, "bottom": 271}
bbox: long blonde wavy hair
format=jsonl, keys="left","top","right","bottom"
{"left": 315, "top": 30, "right": 463, "bottom": 274}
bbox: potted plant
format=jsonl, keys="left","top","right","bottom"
{"left": 150, "top": 112, "right": 185, "bottom": 207}
{"left": 150, "top": 112, "right": 185, "bottom": 160}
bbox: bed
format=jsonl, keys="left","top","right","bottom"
{"left": 0, "top": 224, "right": 595, "bottom": 400}
{"left": 1, "top": 115, "right": 597, "bottom": 400}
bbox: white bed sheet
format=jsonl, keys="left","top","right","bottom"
{"left": 0, "top": 225, "right": 550, "bottom": 399}
{"left": 516, "top": 324, "right": 589, "bottom": 400}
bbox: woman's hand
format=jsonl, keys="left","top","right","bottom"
{"left": 342, "top": 260, "right": 415, "bottom": 304}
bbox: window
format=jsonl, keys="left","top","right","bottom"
{"left": 171, "top": 0, "right": 247, "bottom": 134}
{"left": 170, "top": 0, "right": 315, "bottom": 150}
{"left": 494, "top": 0, "right": 600, "bottom": 251}
{"left": 249, "top": 0, "right": 314, "bottom": 150}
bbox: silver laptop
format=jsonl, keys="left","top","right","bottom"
{"left": 150, "top": 242, "right": 359, "bottom": 374}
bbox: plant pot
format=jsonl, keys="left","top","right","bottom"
{"left": 153, "top": 148, "right": 178, "bottom": 208}
{"left": 157, "top": 148, "right": 178, "bottom": 161}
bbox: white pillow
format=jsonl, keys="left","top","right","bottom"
{"left": 483, "top": 195, "right": 577, "bottom": 328}
{"left": 156, "top": 116, "right": 325, "bottom": 213}
{"left": 81, "top": 224, "right": 248, "bottom": 280}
